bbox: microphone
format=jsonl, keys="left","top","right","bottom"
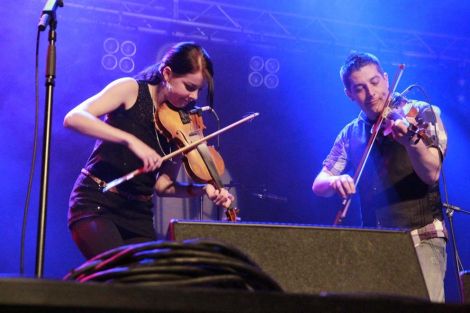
{"left": 443, "top": 203, "right": 462, "bottom": 212}
{"left": 38, "top": 0, "right": 64, "bottom": 31}
{"left": 391, "top": 84, "right": 417, "bottom": 107}
{"left": 189, "top": 106, "right": 212, "bottom": 114}
{"left": 398, "top": 84, "right": 417, "bottom": 98}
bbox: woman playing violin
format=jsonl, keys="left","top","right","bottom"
{"left": 64, "top": 42, "right": 233, "bottom": 259}
{"left": 312, "top": 52, "right": 448, "bottom": 302}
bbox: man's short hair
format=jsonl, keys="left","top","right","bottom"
{"left": 340, "top": 52, "right": 384, "bottom": 90}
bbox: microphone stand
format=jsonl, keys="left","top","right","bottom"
{"left": 443, "top": 203, "right": 469, "bottom": 303}
{"left": 35, "top": 0, "right": 63, "bottom": 278}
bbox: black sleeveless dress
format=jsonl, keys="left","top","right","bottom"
{"left": 68, "top": 80, "right": 173, "bottom": 238}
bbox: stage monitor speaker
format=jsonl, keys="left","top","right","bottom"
{"left": 169, "top": 220, "right": 429, "bottom": 300}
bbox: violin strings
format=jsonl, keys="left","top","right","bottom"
{"left": 152, "top": 102, "right": 175, "bottom": 162}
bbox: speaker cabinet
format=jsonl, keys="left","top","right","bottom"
{"left": 169, "top": 220, "right": 429, "bottom": 300}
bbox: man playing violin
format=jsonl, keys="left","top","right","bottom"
{"left": 64, "top": 42, "right": 233, "bottom": 259}
{"left": 312, "top": 52, "right": 448, "bottom": 302}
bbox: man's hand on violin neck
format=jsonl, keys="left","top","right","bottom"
{"left": 391, "top": 118, "right": 416, "bottom": 146}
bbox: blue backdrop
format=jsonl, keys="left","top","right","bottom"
{"left": 1, "top": 0, "right": 468, "bottom": 303}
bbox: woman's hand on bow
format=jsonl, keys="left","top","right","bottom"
{"left": 127, "top": 136, "right": 163, "bottom": 172}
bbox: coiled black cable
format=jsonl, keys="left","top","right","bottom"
{"left": 64, "top": 239, "right": 283, "bottom": 292}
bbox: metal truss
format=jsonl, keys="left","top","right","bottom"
{"left": 65, "top": 0, "right": 470, "bottom": 64}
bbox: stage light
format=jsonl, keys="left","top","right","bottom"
{"left": 103, "top": 37, "right": 119, "bottom": 54}
{"left": 119, "top": 57, "right": 135, "bottom": 73}
{"left": 101, "top": 38, "right": 137, "bottom": 73}
{"left": 265, "top": 58, "right": 280, "bottom": 73}
{"left": 264, "top": 73, "right": 279, "bottom": 89}
{"left": 120, "top": 40, "right": 137, "bottom": 57}
{"left": 249, "top": 56, "right": 264, "bottom": 72}
{"left": 248, "top": 72, "right": 264, "bottom": 87}
{"left": 248, "top": 56, "right": 280, "bottom": 89}
{"left": 101, "top": 54, "right": 118, "bottom": 70}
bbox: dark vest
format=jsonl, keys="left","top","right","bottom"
{"left": 349, "top": 118, "right": 443, "bottom": 229}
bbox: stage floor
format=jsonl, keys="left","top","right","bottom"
{"left": 0, "top": 278, "right": 468, "bottom": 313}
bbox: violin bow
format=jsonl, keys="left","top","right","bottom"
{"left": 333, "top": 64, "right": 406, "bottom": 225}
{"left": 102, "top": 112, "right": 259, "bottom": 192}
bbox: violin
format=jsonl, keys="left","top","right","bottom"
{"left": 101, "top": 110, "right": 258, "bottom": 197}
{"left": 154, "top": 101, "right": 239, "bottom": 222}
{"left": 381, "top": 95, "right": 432, "bottom": 145}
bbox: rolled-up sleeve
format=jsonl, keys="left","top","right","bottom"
{"left": 416, "top": 102, "right": 447, "bottom": 157}
{"left": 323, "top": 127, "right": 350, "bottom": 176}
